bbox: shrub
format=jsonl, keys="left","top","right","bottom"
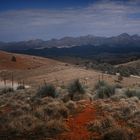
{"left": 11, "top": 56, "right": 16, "bottom": 62}
{"left": 68, "top": 79, "right": 85, "bottom": 100}
{"left": 94, "top": 80, "right": 108, "bottom": 90}
{"left": 8, "top": 115, "right": 41, "bottom": 133}
{"left": 66, "top": 100, "right": 77, "bottom": 114}
{"left": 36, "top": 84, "right": 57, "bottom": 98}
{"left": 88, "top": 116, "right": 115, "bottom": 133}
{"left": 102, "top": 127, "right": 136, "bottom": 140}
{"left": 88, "top": 120, "right": 102, "bottom": 133}
{"left": 125, "top": 89, "right": 140, "bottom": 99}
{"left": 42, "top": 101, "right": 69, "bottom": 119}
{"left": 94, "top": 81, "right": 115, "bottom": 99}
{"left": 46, "top": 119, "right": 66, "bottom": 136}
{"left": 125, "top": 89, "right": 136, "bottom": 98}
{"left": 61, "top": 93, "right": 71, "bottom": 102}
{"left": 17, "top": 85, "right": 25, "bottom": 90}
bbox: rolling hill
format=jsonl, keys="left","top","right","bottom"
{"left": 119, "top": 60, "right": 140, "bottom": 69}
{"left": 0, "top": 50, "right": 59, "bottom": 70}
{"left": 0, "top": 51, "right": 140, "bottom": 140}
{"left": 0, "top": 51, "right": 139, "bottom": 88}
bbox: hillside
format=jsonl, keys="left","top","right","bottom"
{"left": 0, "top": 51, "right": 139, "bottom": 88}
{"left": 119, "top": 60, "right": 140, "bottom": 70}
{"left": 0, "top": 50, "right": 59, "bottom": 70}
{"left": 0, "top": 51, "right": 140, "bottom": 140}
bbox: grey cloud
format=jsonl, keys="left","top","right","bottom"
{"left": 0, "top": 0, "right": 140, "bottom": 41}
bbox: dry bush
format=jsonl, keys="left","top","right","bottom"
{"left": 115, "top": 98, "right": 139, "bottom": 120}
{"left": 34, "top": 101, "right": 69, "bottom": 120}
{"left": 102, "top": 127, "right": 136, "bottom": 140}
{"left": 88, "top": 116, "right": 115, "bottom": 133}
{"left": 0, "top": 116, "right": 66, "bottom": 140}
{"left": 65, "top": 100, "right": 77, "bottom": 114}
{"left": 127, "top": 110, "right": 140, "bottom": 129}
{"left": 31, "top": 96, "right": 54, "bottom": 108}
{"left": 97, "top": 97, "right": 140, "bottom": 138}
{"left": 0, "top": 88, "right": 68, "bottom": 140}
{"left": 46, "top": 101, "right": 69, "bottom": 119}
{"left": 46, "top": 119, "right": 67, "bottom": 137}
{"left": 61, "top": 93, "right": 71, "bottom": 102}
{"left": 8, "top": 115, "right": 43, "bottom": 133}
{"left": 99, "top": 102, "right": 113, "bottom": 112}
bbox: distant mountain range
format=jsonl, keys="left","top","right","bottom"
{"left": 0, "top": 33, "right": 140, "bottom": 64}
{"left": 0, "top": 33, "right": 140, "bottom": 51}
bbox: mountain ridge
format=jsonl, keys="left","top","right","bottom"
{"left": 0, "top": 33, "right": 140, "bottom": 51}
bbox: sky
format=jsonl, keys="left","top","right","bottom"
{"left": 0, "top": 0, "right": 140, "bottom": 42}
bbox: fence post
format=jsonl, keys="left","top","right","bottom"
{"left": 11, "top": 73, "right": 14, "bottom": 88}
{"left": 4, "top": 76, "right": 6, "bottom": 87}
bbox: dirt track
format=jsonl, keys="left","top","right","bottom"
{"left": 57, "top": 101, "right": 99, "bottom": 140}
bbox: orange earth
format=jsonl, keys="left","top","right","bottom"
{"left": 57, "top": 101, "right": 100, "bottom": 140}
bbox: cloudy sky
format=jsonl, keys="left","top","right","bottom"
{"left": 0, "top": 0, "right": 140, "bottom": 42}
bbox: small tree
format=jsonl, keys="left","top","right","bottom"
{"left": 11, "top": 56, "right": 16, "bottom": 62}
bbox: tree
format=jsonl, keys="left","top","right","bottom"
{"left": 11, "top": 56, "right": 16, "bottom": 62}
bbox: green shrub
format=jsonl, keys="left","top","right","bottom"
{"left": 94, "top": 81, "right": 115, "bottom": 99}
{"left": 94, "top": 80, "right": 108, "bottom": 90}
{"left": 36, "top": 84, "right": 57, "bottom": 98}
{"left": 68, "top": 79, "right": 85, "bottom": 99}
{"left": 68, "top": 79, "right": 85, "bottom": 94}
{"left": 125, "top": 89, "right": 140, "bottom": 99}
{"left": 97, "top": 86, "right": 115, "bottom": 99}
{"left": 125, "top": 90, "right": 136, "bottom": 98}
{"left": 17, "top": 85, "right": 25, "bottom": 90}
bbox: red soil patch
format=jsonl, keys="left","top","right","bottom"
{"left": 57, "top": 101, "right": 99, "bottom": 140}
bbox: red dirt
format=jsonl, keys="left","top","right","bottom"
{"left": 57, "top": 101, "right": 99, "bottom": 140}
